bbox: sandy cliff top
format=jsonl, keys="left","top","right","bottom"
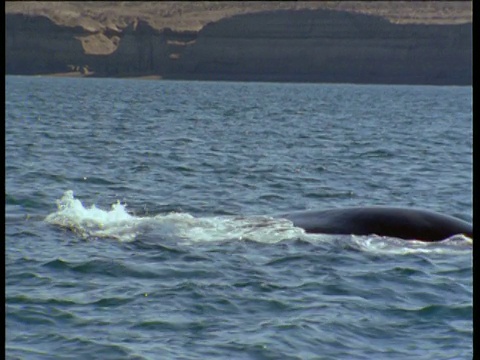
{"left": 5, "top": 1, "right": 473, "bottom": 32}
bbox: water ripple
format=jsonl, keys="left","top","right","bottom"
{"left": 6, "top": 77, "right": 472, "bottom": 359}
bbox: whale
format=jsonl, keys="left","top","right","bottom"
{"left": 275, "top": 206, "right": 472, "bottom": 242}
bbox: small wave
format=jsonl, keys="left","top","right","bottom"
{"left": 358, "top": 149, "right": 395, "bottom": 158}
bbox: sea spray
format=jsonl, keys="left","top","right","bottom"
{"left": 45, "top": 190, "right": 139, "bottom": 242}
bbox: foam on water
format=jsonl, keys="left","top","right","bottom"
{"left": 45, "top": 190, "right": 472, "bottom": 253}
{"left": 45, "top": 190, "right": 306, "bottom": 244}
{"left": 349, "top": 234, "right": 472, "bottom": 255}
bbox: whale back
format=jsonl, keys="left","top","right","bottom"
{"left": 277, "top": 207, "right": 472, "bottom": 241}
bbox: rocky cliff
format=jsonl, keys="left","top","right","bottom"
{"left": 5, "top": 5, "right": 472, "bottom": 85}
{"left": 171, "top": 9, "right": 472, "bottom": 85}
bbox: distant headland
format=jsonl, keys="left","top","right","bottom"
{"left": 5, "top": 1, "right": 472, "bottom": 85}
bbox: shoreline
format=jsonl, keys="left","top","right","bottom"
{"left": 8, "top": 73, "right": 472, "bottom": 88}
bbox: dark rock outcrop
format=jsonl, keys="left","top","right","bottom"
{"left": 5, "top": 9, "right": 472, "bottom": 85}
{"left": 6, "top": 14, "right": 90, "bottom": 75}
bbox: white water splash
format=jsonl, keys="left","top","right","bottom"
{"left": 45, "top": 190, "right": 306, "bottom": 243}
{"left": 45, "top": 190, "right": 140, "bottom": 242}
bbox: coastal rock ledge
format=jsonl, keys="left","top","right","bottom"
{"left": 6, "top": 8, "right": 472, "bottom": 85}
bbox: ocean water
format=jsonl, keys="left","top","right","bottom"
{"left": 5, "top": 76, "right": 472, "bottom": 359}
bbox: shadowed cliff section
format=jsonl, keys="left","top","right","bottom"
{"left": 6, "top": 7, "right": 472, "bottom": 85}
{"left": 6, "top": 14, "right": 91, "bottom": 75}
{"left": 168, "top": 9, "right": 472, "bottom": 85}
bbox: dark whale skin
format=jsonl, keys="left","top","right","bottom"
{"left": 276, "top": 207, "right": 472, "bottom": 242}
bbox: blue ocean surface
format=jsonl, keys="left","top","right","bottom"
{"left": 5, "top": 76, "right": 472, "bottom": 359}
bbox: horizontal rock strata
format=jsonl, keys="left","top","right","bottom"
{"left": 5, "top": 8, "right": 472, "bottom": 85}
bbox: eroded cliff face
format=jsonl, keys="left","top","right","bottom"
{"left": 5, "top": 9, "right": 472, "bottom": 85}
{"left": 6, "top": 14, "right": 91, "bottom": 74}
{"left": 172, "top": 10, "right": 472, "bottom": 85}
